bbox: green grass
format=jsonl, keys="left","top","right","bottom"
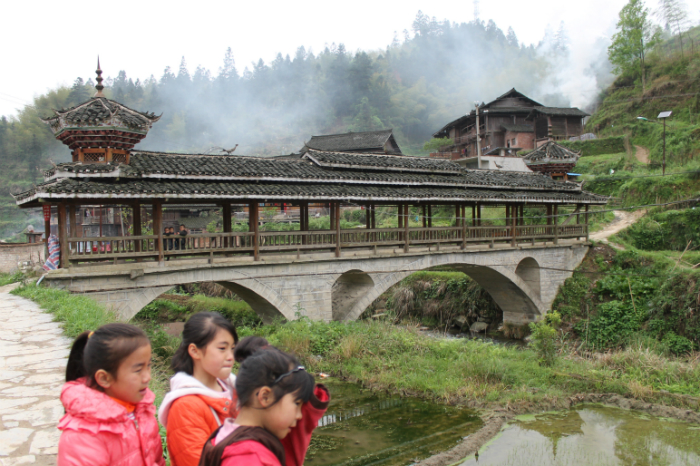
{"left": 0, "top": 271, "right": 24, "bottom": 286}
{"left": 254, "top": 318, "right": 700, "bottom": 405}
{"left": 9, "top": 281, "right": 700, "bottom": 411}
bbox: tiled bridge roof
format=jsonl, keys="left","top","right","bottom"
{"left": 18, "top": 149, "right": 606, "bottom": 206}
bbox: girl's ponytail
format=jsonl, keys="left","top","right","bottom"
{"left": 65, "top": 331, "right": 90, "bottom": 382}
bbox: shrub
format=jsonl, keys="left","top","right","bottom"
{"left": 662, "top": 332, "right": 696, "bottom": 356}
{"left": 529, "top": 311, "right": 561, "bottom": 366}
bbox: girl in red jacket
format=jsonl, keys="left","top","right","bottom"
{"left": 199, "top": 348, "right": 316, "bottom": 466}
{"left": 57, "top": 323, "right": 164, "bottom": 466}
{"left": 158, "top": 312, "right": 239, "bottom": 466}
{"left": 233, "top": 337, "right": 329, "bottom": 466}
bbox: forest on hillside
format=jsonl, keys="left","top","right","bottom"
{"left": 0, "top": 13, "right": 606, "bottom": 184}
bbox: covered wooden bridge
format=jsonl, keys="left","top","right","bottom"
{"left": 15, "top": 73, "right": 606, "bottom": 270}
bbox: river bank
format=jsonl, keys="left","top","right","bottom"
{"left": 9, "top": 283, "right": 700, "bottom": 465}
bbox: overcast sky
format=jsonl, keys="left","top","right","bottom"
{"left": 2, "top": 0, "right": 698, "bottom": 117}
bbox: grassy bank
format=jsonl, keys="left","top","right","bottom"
{"left": 11, "top": 283, "right": 700, "bottom": 411}
{"left": 0, "top": 271, "right": 24, "bottom": 286}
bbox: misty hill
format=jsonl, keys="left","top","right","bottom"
{"left": 0, "top": 12, "right": 611, "bottom": 240}
{"left": 585, "top": 25, "right": 700, "bottom": 168}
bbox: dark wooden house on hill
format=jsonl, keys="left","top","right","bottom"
{"left": 15, "top": 65, "right": 606, "bottom": 269}
{"left": 432, "top": 89, "right": 589, "bottom": 159}
{"left": 300, "top": 129, "right": 402, "bottom": 155}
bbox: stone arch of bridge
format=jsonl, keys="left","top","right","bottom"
{"left": 216, "top": 280, "right": 294, "bottom": 324}
{"left": 342, "top": 258, "right": 544, "bottom": 325}
{"left": 515, "top": 257, "right": 541, "bottom": 300}
{"left": 331, "top": 269, "right": 375, "bottom": 321}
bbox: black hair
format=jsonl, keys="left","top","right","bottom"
{"left": 171, "top": 312, "right": 238, "bottom": 375}
{"left": 234, "top": 336, "right": 271, "bottom": 363}
{"left": 65, "top": 323, "right": 149, "bottom": 385}
{"left": 235, "top": 348, "right": 314, "bottom": 408}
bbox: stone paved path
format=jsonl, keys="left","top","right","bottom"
{"left": 0, "top": 283, "right": 71, "bottom": 466}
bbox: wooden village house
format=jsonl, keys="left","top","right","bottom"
{"left": 431, "top": 89, "right": 589, "bottom": 161}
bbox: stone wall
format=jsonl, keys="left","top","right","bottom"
{"left": 0, "top": 243, "right": 45, "bottom": 274}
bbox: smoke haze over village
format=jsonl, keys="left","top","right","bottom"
{"left": 2, "top": 0, "right": 698, "bottom": 157}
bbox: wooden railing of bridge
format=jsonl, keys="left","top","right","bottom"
{"left": 65, "top": 223, "right": 588, "bottom": 265}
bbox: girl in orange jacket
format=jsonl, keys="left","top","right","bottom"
{"left": 158, "top": 312, "right": 239, "bottom": 466}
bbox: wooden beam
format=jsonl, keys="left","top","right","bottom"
{"left": 222, "top": 202, "right": 232, "bottom": 248}
{"left": 133, "top": 203, "right": 142, "bottom": 260}
{"left": 553, "top": 204, "right": 559, "bottom": 245}
{"left": 422, "top": 205, "right": 427, "bottom": 228}
{"left": 371, "top": 204, "right": 376, "bottom": 229}
{"left": 58, "top": 203, "right": 67, "bottom": 268}
{"left": 427, "top": 205, "right": 432, "bottom": 228}
{"left": 366, "top": 204, "right": 372, "bottom": 229}
{"left": 511, "top": 204, "right": 517, "bottom": 247}
{"left": 335, "top": 202, "right": 341, "bottom": 258}
{"left": 301, "top": 202, "right": 308, "bottom": 245}
{"left": 153, "top": 202, "right": 164, "bottom": 264}
{"left": 472, "top": 204, "right": 476, "bottom": 227}
{"left": 403, "top": 204, "right": 409, "bottom": 253}
{"left": 250, "top": 202, "right": 260, "bottom": 261}
{"left": 398, "top": 204, "right": 403, "bottom": 229}
{"left": 330, "top": 202, "right": 336, "bottom": 231}
{"left": 44, "top": 204, "right": 51, "bottom": 259}
{"left": 585, "top": 204, "right": 590, "bottom": 241}
{"left": 461, "top": 204, "right": 467, "bottom": 250}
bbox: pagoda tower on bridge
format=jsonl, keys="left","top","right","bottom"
{"left": 42, "top": 59, "right": 160, "bottom": 165}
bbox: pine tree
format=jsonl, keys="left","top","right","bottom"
{"left": 506, "top": 27, "right": 519, "bottom": 48}
{"left": 656, "top": 0, "right": 689, "bottom": 57}
{"left": 67, "top": 77, "right": 90, "bottom": 105}
{"left": 608, "top": 0, "right": 661, "bottom": 92}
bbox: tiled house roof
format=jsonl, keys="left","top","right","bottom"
{"left": 526, "top": 107, "right": 590, "bottom": 118}
{"left": 302, "top": 130, "right": 401, "bottom": 154}
{"left": 42, "top": 97, "right": 161, "bottom": 132}
{"left": 523, "top": 142, "right": 581, "bottom": 166}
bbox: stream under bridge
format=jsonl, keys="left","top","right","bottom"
{"left": 42, "top": 240, "right": 588, "bottom": 325}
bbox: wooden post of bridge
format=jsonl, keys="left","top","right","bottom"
{"left": 585, "top": 204, "right": 589, "bottom": 241}
{"left": 461, "top": 204, "right": 467, "bottom": 250}
{"left": 330, "top": 202, "right": 336, "bottom": 231}
{"left": 511, "top": 204, "right": 517, "bottom": 247}
{"left": 153, "top": 202, "right": 164, "bottom": 265}
{"left": 335, "top": 202, "right": 341, "bottom": 258}
{"left": 477, "top": 203, "right": 482, "bottom": 226}
{"left": 397, "top": 204, "right": 403, "bottom": 229}
{"left": 404, "top": 204, "right": 409, "bottom": 253}
{"left": 57, "top": 203, "right": 67, "bottom": 269}
{"left": 222, "top": 202, "right": 232, "bottom": 249}
{"left": 427, "top": 205, "right": 432, "bottom": 228}
{"left": 576, "top": 203, "right": 581, "bottom": 240}
{"left": 133, "top": 203, "right": 142, "bottom": 259}
{"left": 546, "top": 204, "right": 553, "bottom": 243}
{"left": 43, "top": 204, "right": 51, "bottom": 260}
{"left": 250, "top": 202, "right": 259, "bottom": 261}
{"left": 422, "top": 205, "right": 427, "bottom": 228}
{"left": 301, "top": 202, "right": 308, "bottom": 245}
{"left": 553, "top": 204, "right": 559, "bottom": 245}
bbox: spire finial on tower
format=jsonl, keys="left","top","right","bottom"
{"left": 94, "top": 57, "right": 105, "bottom": 98}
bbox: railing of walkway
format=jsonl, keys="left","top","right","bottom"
{"left": 65, "top": 224, "right": 588, "bottom": 265}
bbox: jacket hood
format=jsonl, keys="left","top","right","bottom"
{"left": 158, "top": 371, "right": 236, "bottom": 427}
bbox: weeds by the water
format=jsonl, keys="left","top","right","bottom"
{"left": 11, "top": 283, "right": 700, "bottom": 411}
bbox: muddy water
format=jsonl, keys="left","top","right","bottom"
{"left": 306, "top": 380, "right": 482, "bottom": 465}
{"left": 459, "top": 405, "right": 700, "bottom": 466}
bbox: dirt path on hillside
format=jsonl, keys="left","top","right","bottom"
{"left": 589, "top": 210, "right": 646, "bottom": 245}
{"left": 634, "top": 145, "right": 650, "bottom": 164}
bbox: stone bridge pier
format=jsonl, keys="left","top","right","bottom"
{"left": 43, "top": 243, "right": 589, "bottom": 326}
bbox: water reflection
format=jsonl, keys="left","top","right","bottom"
{"left": 459, "top": 405, "right": 700, "bottom": 466}
{"left": 307, "top": 380, "right": 481, "bottom": 465}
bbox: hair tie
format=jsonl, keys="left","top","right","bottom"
{"left": 88, "top": 331, "right": 94, "bottom": 339}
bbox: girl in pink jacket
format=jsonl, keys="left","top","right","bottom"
{"left": 58, "top": 323, "right": 165, "bottom": 466}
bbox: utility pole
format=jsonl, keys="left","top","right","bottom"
{"left": 658, "top": 111, "right": 672, "bottom": 176}
{"left": 475, "top": 102, "right": 482, "bottom": 169}
{"left": 662, "top": 118, "right": 666, "bottom": 176}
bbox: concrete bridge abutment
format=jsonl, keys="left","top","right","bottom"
{"left": 43, "top": 243, "right": 589, "bottom": 325}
